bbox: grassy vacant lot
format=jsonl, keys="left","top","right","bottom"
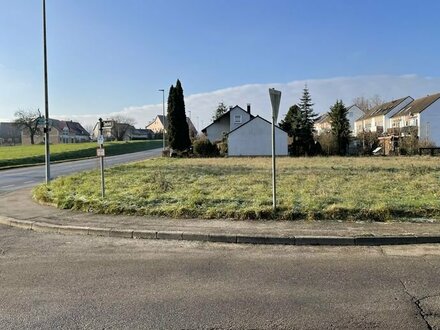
{"left": 0, "top": 140, "right": 162, "bottom": 169}
{"left": 33, "top": 156, "right": 440, "bottom": 221}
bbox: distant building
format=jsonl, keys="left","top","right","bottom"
{"left": 390, "top": 93, "right": 440, "bottom": 145}
{"left": 0, "top": 122, "right": 21, "bottom": 145}
{"left": 92, "top": 120, "right": 153, "bottom": 141}
{"left": 202, "top": 104, "right": 288, "bottom": 156}
{"left": 314, "top": 105, "right": 364, "bottom": 136}
{"left": 146, "top": 115, "right": 197, "bottom": 138}
{"left": 354, "top": 97, "right": 413, "bottom": 135}
{"left": 21, "top": 119, "right": 90, "bottom": 145}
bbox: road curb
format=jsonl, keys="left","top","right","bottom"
{"left": 2, "top": 216, "right": 440, "bottom": 246}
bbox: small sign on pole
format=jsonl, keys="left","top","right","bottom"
{"left": 97, "top": 135, "right": 104, "bottom": 145}
{"left": 96, "top": 148, "right": 105, "bottom": 157}
{"left": 269, "top": 88, "right": 282, "bottom": 211}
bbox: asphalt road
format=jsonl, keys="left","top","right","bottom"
{"left": 0, "top": 148, "right": 161, "bottom": 193}
{"left": 1, "top": 226, "right": 440, "bottom": 329}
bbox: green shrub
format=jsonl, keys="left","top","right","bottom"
{"left": 193, "top": 137, "right": 219, "bottom": 157}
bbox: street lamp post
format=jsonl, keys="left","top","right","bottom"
{"left": 43, "top": 0, "right": 50, "bottom": 184}
{"left": 158, "top": 89, "right": 165, "bottom": 150}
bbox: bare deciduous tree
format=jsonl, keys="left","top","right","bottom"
{"left": 352, "top": 95, "right": 385, "bottom": 113}
{"left": 14, "top": 109, "right": 42, "bottom": 144}
{"left": 110, "top": 115, "right": 136, "bottom": 141}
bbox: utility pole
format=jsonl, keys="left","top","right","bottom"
{"left": 43, "top": 0, "right": 50, "bottom": 184}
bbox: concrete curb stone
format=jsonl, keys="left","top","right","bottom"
{"left": 3, "top": 217, "right": 440, "bottom": 246}
{"left": 32, "top": 222, "right": 62, "bottom": 233}
{"left": 208, "top": 233, "right": 237, "bottom": 243}
{"left": 236, "top": 235, "right": 295, "bottom": 245}
{"left": 110, "top": 228, "right": 134, "bottom": 239}
{"left": 133, "top": 230, "right": 157, "bottom": 239}
{"left": 88, "top": 227, "right": 110, "bottom": 237}
{"left": 182, "top": 232, "right": 209, "bottom": 242}
{"left": 57, "top": 225, "right": 90, "bottom": 236}
{"left": 355, "top": 235, "right": 417, "bottom": 246}
{"left": 296, "top": 236, "right": 355, "bottom": 246}
{"left": 157, "top": 231, "right": 183, "bottom": 240}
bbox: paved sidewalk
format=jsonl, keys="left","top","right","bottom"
{"left": 2, "top": 188, "right": 440, "bottom": 245}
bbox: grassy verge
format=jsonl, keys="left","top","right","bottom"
{"left": 33, "top": 156, "right": 440, "bottom": 221}
{"left": 0, "top": 140, "right": 162, "bottom": 169}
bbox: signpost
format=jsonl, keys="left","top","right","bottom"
{"left": 98, "top": 118, "right": 105, "bottom": 198}
{"left": 269, "top": 88, "right": 282, "bottom": 210}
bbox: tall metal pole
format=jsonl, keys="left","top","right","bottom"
{"left": 271, "top": 112, "right": 276, "bottom": 209}
{"left": 158, "top": 89, "right": 165, "bottom": 150}
{"left": 269, "top": 88, "right": 281, "bottom": 211}
{"left": 98, "top": 118, "right": 105, "bottom": 198}
{"left": 43, "top": 0, "right": 50, "bottom": 184}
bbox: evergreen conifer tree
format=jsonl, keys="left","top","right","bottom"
{"left": 329, "top": 100, "right": 351, "bottom": 155}
{"left": 297, "top": 85, "right": 318, "bottom": 154}
{"left": 212, "top": 102, "right": 228, "bottom": 121}
{"left": 167, "top": 80, "right": 191, "bottom": 151}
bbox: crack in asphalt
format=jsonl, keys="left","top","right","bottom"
{"left": 399, "top": 279, "right": 433, "bottom": 330}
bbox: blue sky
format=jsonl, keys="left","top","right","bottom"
{"left": 1, "top": 0, "right": 440, "bottom": 128}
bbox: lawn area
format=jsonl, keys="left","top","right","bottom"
{"left": 0, "top": 140, "right": 162, "bottom": 169}
{"left": 33, "top": 156, "right": 440, "bottom": 221}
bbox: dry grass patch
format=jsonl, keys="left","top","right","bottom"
{"left": 33, "top": 156, "right": 440, "bottom": 221}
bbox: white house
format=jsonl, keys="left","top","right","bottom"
{"left": 390, "top": 93, "right": 440, "bottom": 145}
{"left": 227, "top": 116, "right": 288, "bottom": 156}
{"left": 346, "top": 105, "right": 365, "bottom": 136}
{"left": 355, "top": 96, "right": 413, "bottom": 135}
{"left": 202, "top": 105, "right": 253, "bottom": 143}
{"left": 314, "top": 104, "right": 364, "bottom": 136}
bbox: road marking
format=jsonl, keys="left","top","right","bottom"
{"left": 23, "top": 181, "right": 35, "bottom": 184}
{"left": 2, "top": 184, "right": 15, "bottom": 188}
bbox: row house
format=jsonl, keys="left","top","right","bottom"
{"left": 314, "top": 105, "right": 364, "bottom": 136}
{"left": 390, "top": 93, "right": 440, "bottom": 144}
{"left": 354, "top": 96, "right": 413, "bottom": 135}
{"left": 22, "top": 119, "right": 90, "bottom": 145}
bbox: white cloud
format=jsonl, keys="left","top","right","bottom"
{"left": 6, "top": 75, "right": 440, "bottom": 131}
{"left": 108, "top": 74, "right": 440, "bottom": 131}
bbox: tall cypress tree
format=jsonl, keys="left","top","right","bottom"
{"left": 329, "top": 100, "right": 350, "bottom": 155}
{"left": 167, "top": 80, "right": 191, "bottom": 151}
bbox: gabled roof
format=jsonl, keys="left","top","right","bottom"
{"left": 66, "top": 121, "right": 90, "bottom": 136}
{"left": 391, "top": 93, "right": 440, "bottom": 118}
{"left": 47, "top": 119, "right": 89, "bottom": 136}
{"left": 147, "top": 115, "right": 196, "bottom": 132}
{"left": 226, "top": 115, "right": 286, "bottom": 136}
{"left": 201, "top": 105, "right": 253, "bottom": 133}
{"left": 346, "top": 104, "right": 365, "bottom": 113}
{"left": 359, "top": 97, "right": 411, "bottom": 120}
{"left": 0, "top": 122, "right": 21, "bottom": 138}
{"left": 314, "top": 113, "right": 330, "bottom": 124}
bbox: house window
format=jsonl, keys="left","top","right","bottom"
{"left": 234, "top": 115, "right": 242, "bottom": 124}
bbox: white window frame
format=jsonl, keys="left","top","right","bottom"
{"left": 234, "top": 115, "right": 242, "bottom": 124}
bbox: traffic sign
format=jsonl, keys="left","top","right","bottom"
{"left": 269, "top": 88, "right": 282, "bottom": 122}
{"left": 97, "top": 148, "right": 105, "bottom": 157}
{"left": 103, "top": 120, "right": 113, "bottom": 128}
{"left": 97, "top": 135, "right": 104, "bottom": 145}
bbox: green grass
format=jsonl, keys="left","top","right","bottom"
{"left": 0, "top": 140, "right": 162, "bottom": 169}
{"left": 33, "top": 156, "right": 440, "bottom": 221}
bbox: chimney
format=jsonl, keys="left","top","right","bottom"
{"left": 247, "top": 103, "right": 251, "bottom": 114}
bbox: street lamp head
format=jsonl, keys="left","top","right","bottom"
{"left": 158, "top": 89, "right": 164, "bottom": 92}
